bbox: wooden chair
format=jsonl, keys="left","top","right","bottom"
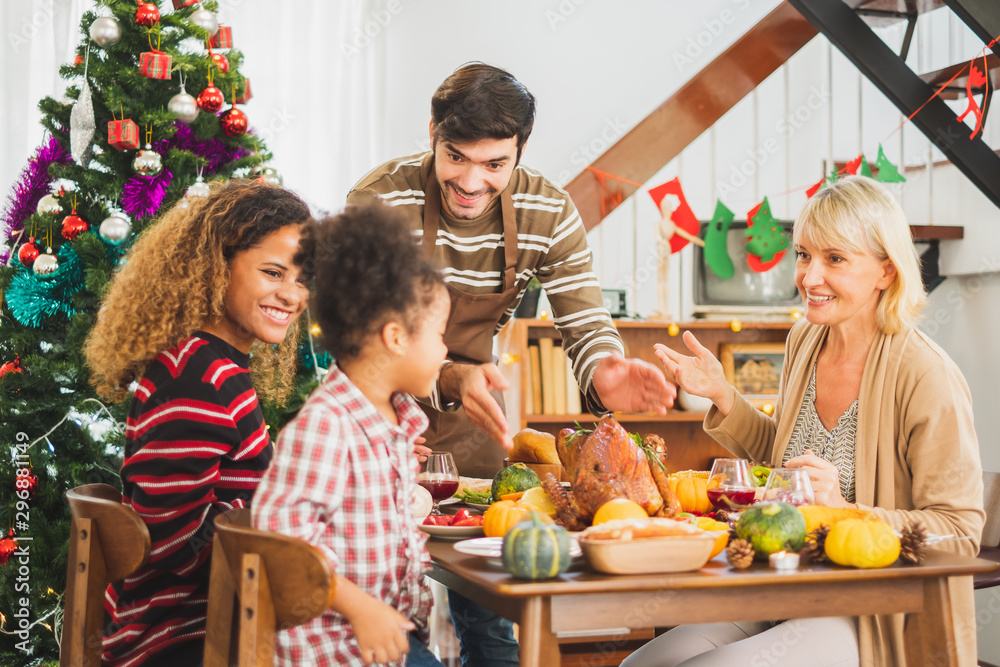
{"left": 204, "top": 508, "right": 333, "bottom": 667}
{"left": 976, "top": 471, "right": 1000, "bottom": 590}
{"left": 60, "top": 484, "right": 150, "bottom": 667}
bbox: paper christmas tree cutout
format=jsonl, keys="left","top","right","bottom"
{"left": 846, "top": 154, "right": 873, "bottom": 178}
{"left": 704, "top": 200, "right": 735, "bottom": 280}
{"left": 744, "top": 198, "right": 788, "bottom": 272}
{"left": 873, "top": 144, "right": 906, "bottom": 183}
{"left": 648, "top": 177, "right": 701, "bottom": 254}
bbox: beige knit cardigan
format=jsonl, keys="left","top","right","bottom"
{"left": 704, "top": 320, "right": 985, "bottom": 665}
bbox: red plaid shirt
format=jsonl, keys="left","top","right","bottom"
{"left": 251, "top": 366, "right": 433, "bottom": 667}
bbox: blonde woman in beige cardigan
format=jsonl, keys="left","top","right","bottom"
{"left": 622, "top": 176, "right": 984, "bottom": 667}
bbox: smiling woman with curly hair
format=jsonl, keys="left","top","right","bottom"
{"left": 84, "top": 178, "right": 311, "bottom": 667}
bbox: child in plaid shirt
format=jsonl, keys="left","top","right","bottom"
{"left": 252, "top": 201, "right": 448, "bottom": 667}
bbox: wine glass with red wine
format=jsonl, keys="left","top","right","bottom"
{"left": 417, "top": 451, "right": 459, "bottom": 516}
{"left": 707, "top": 458, "right": 756, "bottom": 511}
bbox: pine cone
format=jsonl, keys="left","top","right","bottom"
{"left": 800, "top": 525, "right": 831, "bottom": 564}
{"left": 899, "top": 521, "right": 928, "bottom": 564}
{"left": 726, "top": 538, "right": 755, "bottom": 569}
{"left": 714, "top": 509, "right": 731, "bottom": 525}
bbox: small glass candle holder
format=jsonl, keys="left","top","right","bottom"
{"left": 769, "top": 550, "right": 800, "bottom": 571}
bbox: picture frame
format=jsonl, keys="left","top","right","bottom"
{"left": 719, "top": 342, "right": 785, "bottom": 408}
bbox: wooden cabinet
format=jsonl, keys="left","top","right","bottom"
{"left": 497, "top": 318, "right": 794, "bottom": 472}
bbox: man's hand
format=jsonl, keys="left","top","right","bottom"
{"left": 440, "top": 362, "right": 513, "bottom": 450}
{"left": 591, "top": 354, "right": 676, "bottom": 415}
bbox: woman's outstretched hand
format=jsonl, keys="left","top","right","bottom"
{"left": 785, "top": 450, "right": 852, "bottom": 508}
{"left": 653, "top": 330, "right": 734, "bottom": 416}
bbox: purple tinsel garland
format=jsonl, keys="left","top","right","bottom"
{"left": 0, "top": 135, "right": 72, "bottom": 265}
{"left": 121, "top": 123, "right": 250, "bottom": 220}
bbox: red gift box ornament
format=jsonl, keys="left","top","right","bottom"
{"left": 210, "top": 25, "right": 233, "bottom": 49}
{"left": 108, "top": 111, "right": 139, "bottom": 151}
{"left": 139, "top": 31, "right": 172, "bottom": 80}
{"left": 235, "top": 78, "right": 252, "bottom": 104}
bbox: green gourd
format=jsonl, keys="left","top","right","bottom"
{"left": 491, "top": 462, "right": 541, "bottom": 502}
{"left": 501, "top": 511, "right": 571, "bottom": 580}
{"left": 735, "top": 501, "right": 807, "bottom": 559}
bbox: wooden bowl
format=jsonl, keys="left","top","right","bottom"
{"left": 578, "top": 519, "right": 716, "bottom": 575}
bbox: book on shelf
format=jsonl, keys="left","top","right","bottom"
{"left": 552, "top": 345, "right": 567, "bottom": 415}
{"left": 565, "top": 356, "right": 582, "bottom": 415}
{"left": 528, "top": 343, "right": 542, "bottom": 415}
{"left": 537, "top": 337, "right": 555, "bottom": 415}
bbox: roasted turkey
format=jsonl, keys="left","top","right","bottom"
{"left": 540, "top": 414, "right": 682, "bottom": 530}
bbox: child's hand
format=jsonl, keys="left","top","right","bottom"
{"left": 349, "top": 596, "right": 414, "bottom": 665}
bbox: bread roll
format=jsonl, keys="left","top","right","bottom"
{"left": 509, "top": 428, "right": 561, "bottom": 465}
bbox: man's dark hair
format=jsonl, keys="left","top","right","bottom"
{"left": 431, "top": 62, "right": 536, "bottom": 163}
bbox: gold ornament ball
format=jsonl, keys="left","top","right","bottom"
{"left": 667, "top": 322, "right": 680, "bottom": 337}
{"left": 37, "top": 194, "right": 62, "bottom": 215}
{"left": 730, "top": 319, "right": 742, "bottom": 333}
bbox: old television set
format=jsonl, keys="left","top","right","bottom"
{"left": 679, "top": 220, "right": 802, "bottom": 319}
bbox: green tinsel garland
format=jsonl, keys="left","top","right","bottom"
{"left": 6, "top": 246, "right": 84, "bottom": 327}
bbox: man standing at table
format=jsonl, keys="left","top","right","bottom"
{"left": 347, "top": 62, "right": 676, "bottom": 666}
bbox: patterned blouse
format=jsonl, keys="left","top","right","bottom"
{"left": 782, "top": 364, "right": 859, "bottom": 503}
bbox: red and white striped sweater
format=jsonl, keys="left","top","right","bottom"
{"left": 102, "top": 332, "right": 272, "bottom": 667}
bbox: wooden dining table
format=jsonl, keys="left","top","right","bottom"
{"left": 427, "top": 539, "right": 999, "bottom": 666}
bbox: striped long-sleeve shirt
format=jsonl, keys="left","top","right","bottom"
{"left": 347, "top": 151, "right": 624, "bottom": 410}
{"left": 102, "top": 332, "right": 273, "bottom": 667}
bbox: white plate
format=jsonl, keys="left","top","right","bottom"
{"left": 454, "top": 536, "right": 582, "bottom": 567}
{"left": 437, "top": 497, "right": 461, "bottom": 506}
{"left": 419, "top": 523, "right": 485, "bottom": 539}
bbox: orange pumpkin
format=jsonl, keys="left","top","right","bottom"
{"left": 667, "top": 473, "right": 713, "bottom": 515}
{"left": 696, "top": 516, "right": 731, "bottom": 559}
{"left": 483, "top": 500, "right": 554, "bottom": 537}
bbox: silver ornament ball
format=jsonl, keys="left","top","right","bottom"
{"left": 36, "top": 194, "right": 62, "bottom": 215}
{"left": 258, "top": 167, "right": 283, "bottom": 187}
{"left": 33, "top": 252, "right": 59, "bottom": 277}
{"left": 186, "top": 178, "right": 211, "bottom": 199}
{"left": 133, "top": 145, "right": 163, "bottom": 176}
{"left": 190, "top": 8, "right": 219, "bottom": 37}
{"left": 168, "top": 91, "right": 200, "bottom": 124}
{"left": 89, "top": 16, "right": 121, "bottom": 47}
{"left": 99, "top": 215, "right": 132, "bottom": 245}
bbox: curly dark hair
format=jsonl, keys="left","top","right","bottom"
{"left": 86, "top": 179, "right": 311, "bottom": 402}
{"left": 431, "top": 62, "right": 536, "bottom": 163}
{"left": 298, "top": 201, "right": 446, "bottom": 360}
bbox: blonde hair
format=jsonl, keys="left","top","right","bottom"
{"left": 85, "top": 180, "right": 310, "bottom": 403}
{"left": 793, "top": 175, "right": 925, "bottom": 334}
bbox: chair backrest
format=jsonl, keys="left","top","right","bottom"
{"left": 60, "top": 484, "right": 150, "bottom": 667}
{"left": 982, "top": 471, "right": 1000, "bottom": 549}
{"left": 204, "top": 507, "right": 333, "bottom": 667}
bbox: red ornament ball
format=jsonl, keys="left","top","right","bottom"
{"left": 135, "top": 2, "right": 160, "bottom": 28}
{"left": 197, "top": 85, "right": 225, "bottom": 113}
{"left": 17, "top": 237, "right": 40, "bottom": 268}
{"left": 74, "top": 54, "right": 84, "bottom": 66}
{"left": 0, "top": 357, "right": 22, "bottom": 378}
{"left": 62, "top": 213, "right": 89, "bottom": 240}
{"left": 209, "top": 52, "right": 229, "bottom": 74}
{"left": 0, "top": 529, "right": 16, "bottom": 566}
{"left": 220, "top": 107, "right": 248, "bottom": 137}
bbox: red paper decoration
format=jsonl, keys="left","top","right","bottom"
{"left": 197, "top": 85, "right": 225, "bottom": 113}
{"left": 0, "top": 530, "right": 16, "bottom": 566}
{"left": 108, "top": 119, "right": 140, "bottom": 150}
{"left": 235, "top": 79, "right": 253, "bottom": 104}
{"left": 135, "top": 2, "right": 161, "bottom": 28}
{"left": 0, "top": 357, "right": 23, "bottom": 378}
{"left": 956, "top": 64, "right": 987, "bottom": 139}
{"left": 647, "top": 178, "right": 701, "bottom": 254}
{"left": 17, "top": 238, "right": 40, "bottom": 268}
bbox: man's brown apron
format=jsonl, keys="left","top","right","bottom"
{"left": 420, "top": 171, "right": 519, "bottom": 478}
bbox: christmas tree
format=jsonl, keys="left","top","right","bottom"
{"left": 0, "top": 2, "right": 322, "bottom": 662}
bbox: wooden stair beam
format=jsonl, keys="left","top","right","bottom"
{"left": 564, "top": 2, "right": 817, "bottom": 232}
{"left": 846, "top": 0, "right": 944, "bottom": 15}
{"left": 920, "top": 53, "right": 1000, "bottom": 99}
{"left": 943, "top": 0, "right": 1000, "bottom": 46}
{"left": 910, "top": 225, "right": 964, "bottom": 240}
